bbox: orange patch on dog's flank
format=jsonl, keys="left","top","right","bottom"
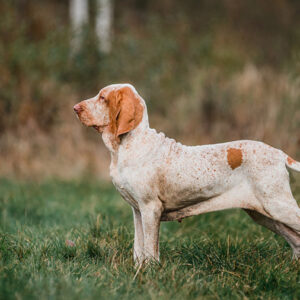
{"left": 227, "top": 148, "right": 243, "bottom": 170}
{"left": 287, "top": 156, "right": 296, "bottom": 165}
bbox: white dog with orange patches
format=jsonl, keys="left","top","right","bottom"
{"left": 74, "top": 83, "right": 300, "bottom": 264}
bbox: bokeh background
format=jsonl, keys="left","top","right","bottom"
{"left": 1, "top": 2, "right": 300, "bottom": 299}
{"left": 1, "top": 0, "right": 300, "bottom": 180}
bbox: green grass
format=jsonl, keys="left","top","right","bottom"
{"left": 0, "top": 177, "right": 300, "bottom": 300}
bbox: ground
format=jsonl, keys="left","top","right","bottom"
{"left": 0, "top": 175, "right": 300, "bottom": 299}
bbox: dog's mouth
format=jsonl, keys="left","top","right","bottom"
{"left": 74, "top": 111, "right": 108, "bottom": 132}
{"left": 93, "top": 125, "right": 107, "bottom": 132}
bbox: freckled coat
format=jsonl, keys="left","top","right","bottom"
{"left": 74, "top": 83, "right": 300, "bottom": 263}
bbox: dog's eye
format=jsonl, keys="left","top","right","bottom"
{"left": 99, "top": 96, "right": 105, "bottom": 100}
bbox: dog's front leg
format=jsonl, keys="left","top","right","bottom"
{"left": 132, "top": 207, "right": 144, "bottom": 264}
{"left": 140, "top": 201, "right": 163, "bottom": 262}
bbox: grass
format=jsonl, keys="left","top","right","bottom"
{"left": 0, "top": 177, "right": 300, "bottom": 299}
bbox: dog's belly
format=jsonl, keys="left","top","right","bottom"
{"left": 161, "top": 181, "right": 266, "bottom": 221}
{"left": 160, "top": 185, "right": 229, "bottom": 212}
{"left": 162, "top": 195, "right": 216, "bottom": 212}
{"left": 158, "top": 169, "right": 242, "bottom": 212}
{"left": 159, "top": 181, "right": 231, "bottom": 212}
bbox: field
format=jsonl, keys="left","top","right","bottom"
{"left": 0, "top": 176, "right": 300, "bottom": 300}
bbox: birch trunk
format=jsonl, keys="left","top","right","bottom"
{"left": 70, "top": 0, "right": 89, "bottom": 50}
{"left": 96, "top": 0, "right": 113, "bottom": 53}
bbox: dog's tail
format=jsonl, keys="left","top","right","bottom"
{"left": 285, "top": 154, "right": 300, "bottom": 172}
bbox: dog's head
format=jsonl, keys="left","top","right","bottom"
{"left": 74, "top": 84, "right": 144, "bottom": 141}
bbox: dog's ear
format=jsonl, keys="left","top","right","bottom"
{"left": 116, "top": 86, "right": 143, "bottom": 137}
{"left": 108, "top": 86, "right": 143, "bottom": 141}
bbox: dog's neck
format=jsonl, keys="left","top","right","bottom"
{"left": 101, "top": 99, "right": 181, "bottom": 177}
{"left": 101, "top": 103, "right": 151, "bottom": 163}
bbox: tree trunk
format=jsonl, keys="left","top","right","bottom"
{"left": 69, "top": 0, "right": 89, "bottom": 50}
{"left": 96, "top": 0, "right": 113, "bottom": 53}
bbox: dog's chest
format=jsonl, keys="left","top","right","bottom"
{"left": 110, "top": 166, "right": 140, "bottom": 209}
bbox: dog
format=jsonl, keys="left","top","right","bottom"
{"left": 74, "top": 83, "right": 300, "bottom": 264}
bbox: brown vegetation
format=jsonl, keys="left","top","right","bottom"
{"left": 0, "top": 0, "right": 299, "bottom": 180}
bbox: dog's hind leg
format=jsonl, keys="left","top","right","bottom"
{"left": 249, "top": 166, "right": 300, "bottom": 257}
{"left": 256, "top": 182, "right": 300, "bottom": 233}
{"left": 244, "top": 209, "right": 300, "bottom": 259}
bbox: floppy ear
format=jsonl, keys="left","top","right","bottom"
{"left": 108, "top": 86, "right": 143, "bottom": 141}
{"left": 116, "top": 87, "right": 143, "bottom": 137}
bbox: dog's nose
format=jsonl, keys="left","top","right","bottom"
{"left": 73, "top": 104, "right": 83, "bottom": 113}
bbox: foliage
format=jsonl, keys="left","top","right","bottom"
{"left": 1, "top": 0, "right": 300, "bottom": 129}
{"left": 0, "top": 0, "right": 299, "bottom": 179}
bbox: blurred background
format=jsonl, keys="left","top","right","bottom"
{"left": 0, "top": 0, "right": 299, "bottom": 180}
